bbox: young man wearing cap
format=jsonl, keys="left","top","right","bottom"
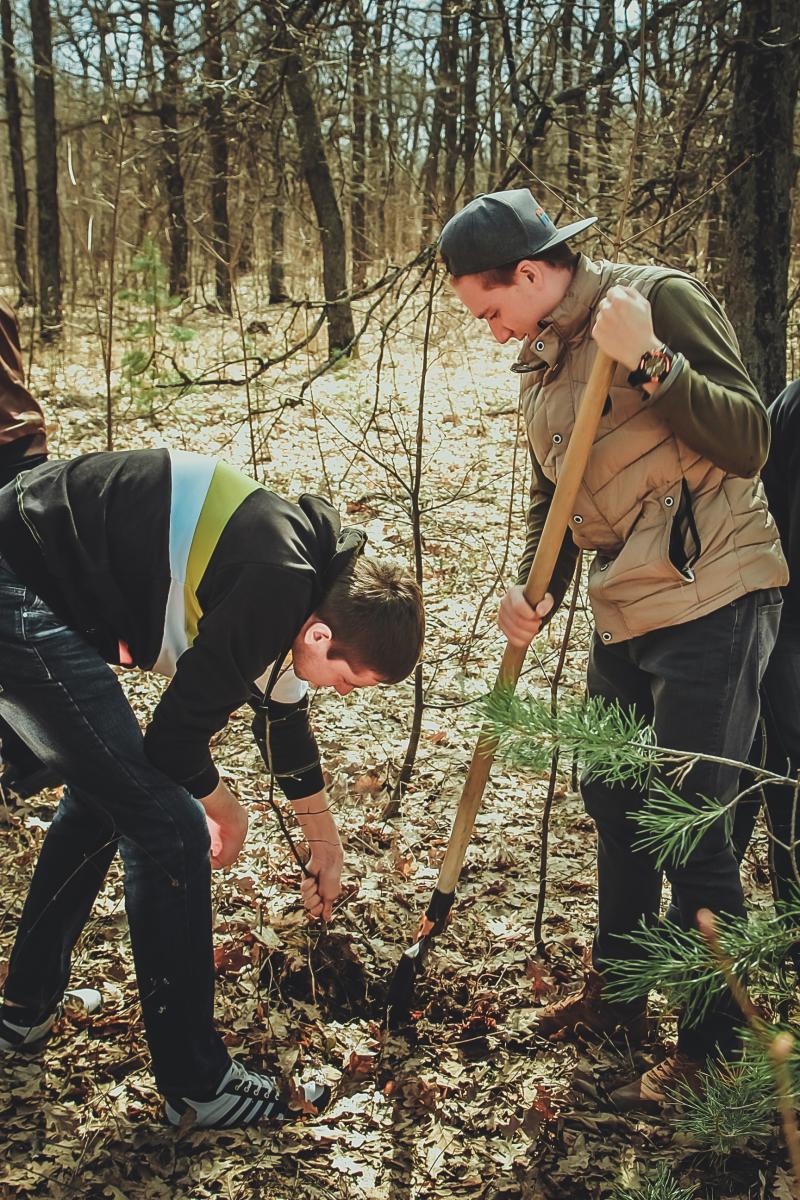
{"left": 0, "top": 447, "right": 424, "bottom": 1128}
{"left": 440, "top": 189, "right": 787, "bottom": 1111}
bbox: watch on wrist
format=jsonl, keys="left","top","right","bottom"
{"left": 628, "top": 343, "right": 674, "bottom": 388}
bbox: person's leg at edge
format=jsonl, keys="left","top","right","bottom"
{"left": 737, "top": 620, "right": 800, "bottom": 975}
{"left": 751, "top": 622, "right": 800, "bottom": 903}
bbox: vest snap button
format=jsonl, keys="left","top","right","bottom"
{"left": 535, "top": 339, "right": 546, "bottom": 352}
{"left": 553, "top": 433, "right": 562, "bottom": 444}
{"left": 599, "top": 559, "right": 609, "bottom": 571}
{"left": 664, "top": 495, "right": 674, "bottom": 507}
{"left": 573, "top": 514, "right": 583, "bottom": 524}
{"left": 601, "top": 632, "right": 612, "bottom": 642}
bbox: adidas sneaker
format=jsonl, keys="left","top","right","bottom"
{"left": 0, "top": 987, "right": 102, "bottom": 1052}
{"left": 164, "top": 1058, "right": 330, "bottom": 1129}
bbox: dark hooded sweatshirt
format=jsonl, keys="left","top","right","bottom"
{"left": 762, "top": 381, "right": 800, "bottom": 625}
{"left": 0, "top": 448, "right": 341, "bottom": 800}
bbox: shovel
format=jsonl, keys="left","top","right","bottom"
{"left": 385, "top": 349, "right": 616, "bottom": 1027}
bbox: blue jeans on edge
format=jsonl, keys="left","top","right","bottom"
{"left": 0, "top": 555, "right": 230, "bottom": 1096}
{"left": 582, "top": 589, "right": 782, "bottom": 1059}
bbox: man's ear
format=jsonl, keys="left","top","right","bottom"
{"left": 302, "top": 618, "right": 333, "bottom": 646}
{"left": 516, "top": 259, "right": 542, "bottom": 287}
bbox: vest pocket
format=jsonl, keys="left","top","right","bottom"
{"left": 668, "top": 480, "right": 702, "bottom": 581}
{"left": 591, "top": 495, "right": 698, "bottom": 606}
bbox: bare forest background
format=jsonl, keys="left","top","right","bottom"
{"left": 1, "top": 2, "right": 800, "bottom": 1199}
{"left": 0, "top": 0, "right": 798, "bottom": 403}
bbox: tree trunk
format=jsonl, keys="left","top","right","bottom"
{"left": 1, "top": 0, "right": 31, "bottom": 304}
{"left": 261, "top": 0, "right": 355, "bottom": 352}
{"left": 281, "top": 46, "right": 355, "bottom": 355}
{"left": 156, "top": 0, "right": 189, "bottom": 297}
{"left": 487, "top": 15, "right": 499, "bottom": 187}
{"left": 439, "top": 0, "right": 459, "bottom": 219}
{"left": 369, "top": 4, "right": 386, "bottom": 261}
{"left": 139, "top": 0, "right": 155, "bottom": 77}
{"left": 348, "top": 0, "right": 368, "bottom": 289}
{"left": 722, "top": 0, "right": 800, "bottom": 403}
{"left": 203, "top": 0, "right": 231, "bottom": 312}
{"left": 461, "top": 0, "right": 482, "bottom": 200}
{"left": 595, "top": 0, "right": 616, "bottom": 215}
{"left": 29, "top": 0, "right": 61, "bottom": 338}
{"left": 421, "top": 0, "right": 457, "bottom": 243}
{"left": 560, "top": 0, "right": 581, "bottom": 199}
{"left": 138, "top": 1, "right": 155, "bottom": 247}
{"left": 269, "top": 152, "right": 289, "bottom": 303}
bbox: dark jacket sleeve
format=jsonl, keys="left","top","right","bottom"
{"left": 250, "top": 693, "right": 324, "bottom": 801}
{"left": 762, "top": 381, "right": 800, "bottom": 616}
{"left": 516, "top": 442, "right": 580, "bottom": 614}
{"left": 643, "top": 276, "right": 769, "bottom": 477}
{"left": 143, "top": 563, "right": 311, "bottom": 798}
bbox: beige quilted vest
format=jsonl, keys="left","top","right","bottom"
{"left": 517, "top": 257, "right": 787, "bottom": 643}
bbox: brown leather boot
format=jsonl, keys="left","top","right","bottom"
{"left": 535, "top": 967, "right": 650, "bottom": 1043}
{"left": 609, "top": 1053, "right": 703, "bottom": 1114}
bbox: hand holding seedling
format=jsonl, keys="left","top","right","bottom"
{"left": 293, "top": 789, "right": 343, "bottom": 922}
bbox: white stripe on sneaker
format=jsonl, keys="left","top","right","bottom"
{"left": 219, "top": 1094, "right": 252, "bottom": 1128}
{"left": 164, "top": 1058, "right": 329, "bottom": 1129}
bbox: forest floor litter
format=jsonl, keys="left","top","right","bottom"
{"left": 0, "top": 294, "right": 786, "bottom": 1198}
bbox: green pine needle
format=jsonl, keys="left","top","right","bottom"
{"left": 481, "top": 689, "right": 658, "bottom": 785}
{"left": 604, "top": 907, "right": 800, "bottom": 1023}
{"left": 671, "top": 1035, "right": 790, "bottom": 1154}
{"left": 612, "top": 1163, "right": 698, "bottom": 1200}
{"left": 631, "top": 779, "right": 732, "bottom": 869}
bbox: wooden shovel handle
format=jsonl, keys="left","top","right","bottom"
{"left": 435, "top": 350, "right": 616, "bottom": 896}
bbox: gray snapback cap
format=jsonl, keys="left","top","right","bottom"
{"left": 439, "top": 188, "right": 597, "bottom": 276}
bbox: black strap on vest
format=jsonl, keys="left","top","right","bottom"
{"left": 669, "top": 480, "right": 702, "bottom": 580}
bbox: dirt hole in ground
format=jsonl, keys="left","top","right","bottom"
{"left": 260, "top": 931, "right": 386, "bottom": 1020}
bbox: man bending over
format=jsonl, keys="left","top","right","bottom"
{"left": 0, "top": 448, "right": 424, "bottom": 1129}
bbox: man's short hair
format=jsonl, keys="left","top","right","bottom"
{"left": 443, "top": 240, "right": 577, "bottom": 282}
{"left": 317, "top": 556, "right": 424, "bottom": 683}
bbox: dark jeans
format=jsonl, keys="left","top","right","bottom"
{"left": 732, "top": 618, "right": 800, "bottom": 918}
{"left": 582, "top": 589, "right": 782, "bottom": 1058}
{"left": 0, "top": 555, "right": 230, "bottom": 1096}
{"left": 0, "top": 451, "right": 49, "bottom": 777}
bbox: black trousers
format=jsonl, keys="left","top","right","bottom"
{"left": 732, "top": 617, "right": 800, "bottom": 927}
{"left": 0, "top": 451, "right": 48, "bottom": 777}
{"left": 582, "top": 589, "right": 782, "bottom": 1058}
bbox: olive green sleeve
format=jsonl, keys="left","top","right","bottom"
{"left": 515, "top": 443, "right": 580, "bottom": 615}
{"left": 644, "top": 276, "right": 769, "bottom": 477}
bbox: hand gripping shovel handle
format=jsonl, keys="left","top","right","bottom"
{"left": 386, "top": 349, "right": 616, "bottom": 1027}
